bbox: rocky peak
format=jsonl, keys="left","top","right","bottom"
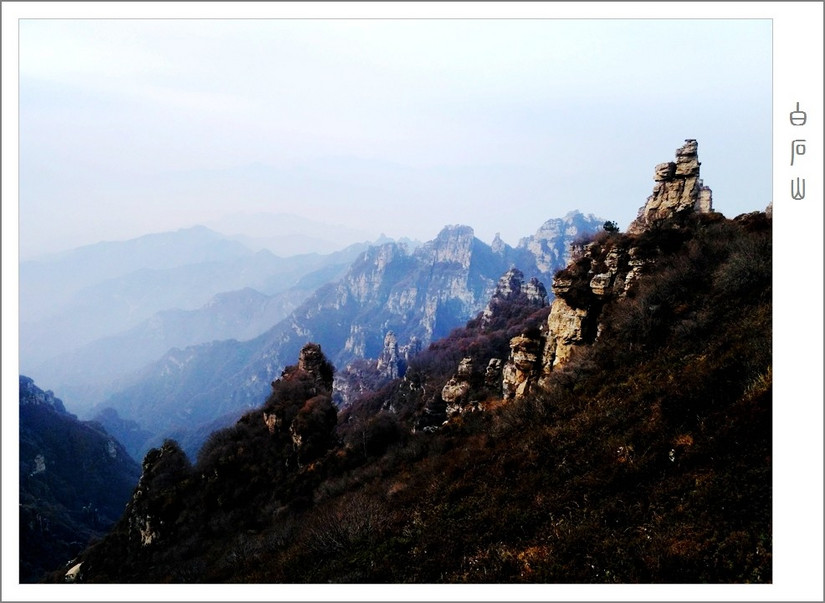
{"left": 517, "top": 211, "right": 605, "bottom": 274}
{"left": 628, "top": 139, "right": 713, "bottom": 234}
{"left": 491, "top": 232, "right": 508, "bottom": 255}
{"left": 524, "top": 277, "right": 549, "bottom": 305}
{"left": 502, "top": 140, "right": 719, "bottom": 399}
{"left": 19, "top": 375, "right": 68, "bottom": 414}
{"left": 481, "top": 268, "right": 548, "bottom": 327}
{"left": 342, "top": 242, "right": 407, "bottom": 305}
{"left": 494, "top": 268, "right": 525, "bottom": 299}
{"left": 376, "top": 331, "right": 404, "bottom": 380}
{"left": 126, "top": 440, "right": 191, "bottom": 548}
{"left": 420, "top": 225, "right": 476, "bottom": 267}
{"left": 296, "top": 343, "right": 335, "bottom": 392}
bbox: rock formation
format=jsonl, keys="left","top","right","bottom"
{"left": 295, "top": 342, "right": 335, "bottom": 391}
{"left": 516, "top": 211, "right": 606, "bottom": 274}
{"left": 124, "top": 440, "right": 190, "bottom": 549}
{"left": 504, "top": 139, "right": 716, "bottom": 399}
{"left": 628, "top": 139, "right": 713, "bottom": 234}
{"left": 376, "top": 331, "right": 404, "bottom": 380}
{"left": 441, "top": 357, "right": 475, "bottom": 417}
{"left": 541, "top": 298, "right": 590, "bottom": 370}
{"left": 263, "top": 343, "right": 338, "bottom": 465}
{"left": 485, "top": 358, "right": 503, "bottom": 391}
{"left": 19, "top": 376, "right": 68, "bottom": 413}
{"left": 502, "top": 333, "right": 544, "bottom": 400}
{"left": 481, "top": 268, "right": 548, "bottom": 327}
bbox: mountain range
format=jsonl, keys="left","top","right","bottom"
{"left": 23, "top": 140, "right": 773, "bottom": 585}
{"left": 91, "top": 212, "right": 604, "bottom": 459}
{"left": 20, "top": 226, "right": 371, "bottom": 412}
{"left": 45, "top": 140, "right": 772, "bottom": 584}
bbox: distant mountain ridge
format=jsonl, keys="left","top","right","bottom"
{"left": 21, "top": 229, "right": 370, "bottom": 411}
{"left": 95, "top": 212, "right": 603, "bottom": 459}
{"left": 203, "top": 211, "right": 376, "bottom": 256}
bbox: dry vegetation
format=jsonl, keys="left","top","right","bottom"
{"left": 59, "top": 211, "right": 771, "bottom": 584}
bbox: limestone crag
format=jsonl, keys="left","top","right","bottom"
{"left": 376, "top": 331, "right": 404, "bottom": 380}
{"left": 423, "top": 225, "right": 476, "bottom": 266}
{"left": 502, "top": 333, "right": 543, "bottom": 400}
{"left": 19, "top": 376, "right": 68, "bottom": 413}
{"left": 485, "top": 358, "right": 504, "bottom": 392}
{"left": 542, "top": 298, "right": 590, "bottom": 370}
{"left": 481, "top": 268, "right": 548, "bottom": 327}
{"left": 516, "top": 211, "right": 605, "bottom": 274}
{"left": 628, "top": 139, "right": 712, "bottom": 234}
{"left": 503, "top": 139, "right": 716, "bottom": 399}
{"left": 295, "top": 343, "right": 335, "bottom": 391}
{"left": 333, "top": 332, "right": 421, "bottom": 408}
{"left": 341, "top": 243, "right": 407, "bottom": 306}
{"left": 491, "top": 232, "right": 507, "bottom": 254}
{"left": 441, "top": 358, "right": 475, "bottom": 417}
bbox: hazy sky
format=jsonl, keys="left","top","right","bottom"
{"left": 19, "top": 18, "right": 771, "bottom": 258}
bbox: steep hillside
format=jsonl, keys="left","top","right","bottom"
{"left": 19, "top": 377, "right": 141, "bottom": 583}
{"left": 59, "top": 141, "right": 771, "bottom": 584}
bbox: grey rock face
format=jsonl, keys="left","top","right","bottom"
{"left": 628, "top": 139, "right": 713, "bottom": 234}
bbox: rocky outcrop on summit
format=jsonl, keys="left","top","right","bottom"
{"left": 19, "top": 376, "right": 69, "bottom": 413}
{"left": 481, "top": 268, "right": 548, "bottom": 327}
{"left": 502, "top": 139, "right": 722, "bottom": 399}
{"left": 294, "top": 342, "right": 335, "bottom": 391}
{"left": 628, "top": 139, "right": 713, "bottom": 234}
{"left": 376, "top": 331, "right": 405, "bottom": 380}
{"left": 123, "top": 440, "right": 191, "bottom": 550}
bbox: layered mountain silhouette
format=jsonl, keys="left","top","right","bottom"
{"left": 93, "top": 212, "right": 603, "bottom": 459}
{"left": 21, "top": 227, "right": 370, "bottom": 412}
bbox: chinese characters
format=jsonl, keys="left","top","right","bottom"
{"left": 790, "top": 102, "right": 807, "bottom": 200}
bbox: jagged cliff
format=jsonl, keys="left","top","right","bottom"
{"left": 498, "top": 140, "right": 717, "bottom": 400}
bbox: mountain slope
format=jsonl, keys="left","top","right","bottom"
{"left": 19, "top": 377, "right": 141, "bottom": 583}
{"left": 61, "top": 205, "right": 771, "bottom": 583}
{"left": 58, "top": 140, "right": 771, "bottom": 584}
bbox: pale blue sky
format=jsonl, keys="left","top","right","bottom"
{"left": 19, "top": 18, "right": 771, "bottom": 257}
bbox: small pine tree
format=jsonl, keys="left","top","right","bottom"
{"left": 603, "top": 220, "right": 619, "bottom": 234}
